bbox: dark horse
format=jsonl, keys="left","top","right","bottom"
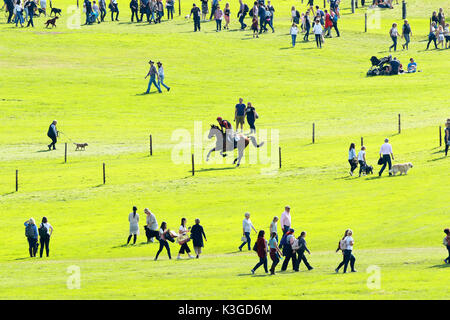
{"left": 206, "top": 125, "right": 264, "bottom": 167}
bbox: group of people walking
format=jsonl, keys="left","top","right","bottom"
{"left": 427, "top": 8, "right": 449, "bottom": 50}
{"left": 83, "top": 0, "right": 119, "bottom": 25}
{"left": 4, "top": 0, "right": 46, "bottom": 27}
{"left": 128, "top": 0, "right": 174, "bottom": 23}
{"left": 144, "top": 60, "right": 170, "bottom": 94}
{"left": 24, "top": 217, "right": 53, "bottom": 258}
{"left": 126, "top": 206, "right": 207, "bottom": 260}
{"left": 348, "top": 138, "right": 395, "bottom": 177}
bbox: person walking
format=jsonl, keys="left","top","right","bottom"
{"left": 357, "top": 146, "right": 367, "bottom": 177}
{"left": 294, "top": 231, "right": 313, "bottom": 271}
{"left": 190, "top": 218, "right": 207, "bottom": 258}
{"left": 251, "top": 15, "right": 258, "bottom": 37}
{"left": 378, "top": 138, "right": 394, "bottom": 176}
{"left": 154, "top": 221, "right": 171, "bottom": 260}
{"left": 25, "top": 0, "right": 36, "bottom": 27}
{"left": 214, "top": 4, "right": 223, "bottom": 31}
{"left": 144, "top": 208, "right": 159, "bottom": 243}
{"left": 290, "top": 22, "right": 299, "bottom": 47}
{"left": 24, "top": 218, "right": 38, "bottom": 257}
{"left": 330, "top": 9, "right": 339, "bottom": 37}
{"left": 209, "top": 0, "right": 219, "bottom": 20}
{"left": 389, "top": 22, "right": 399, "bottom": 52}
{"left": 268, "top": 232, "right": 282, "bottom": 274}
{"left": 223, "top": 2, "right": 230, "bottom": 29}
{"left": 303, "top": 10, "right": 311, "bottom": 41}
{"left": 99, "top": 0, "right": 107, "bottom": 21}
{"left": 127, "top": 206, "right": 139, "bottom": 245}
{"left": 47, "top": 120, "right": 58, "bottom": 151}
{"left": 166, "top": 0, "right": 174, "bottom": 19}
{"left": 189, "top": 3, "right": 201, "bottom": 31}
{"left": 238, "top": 212, "right": 257, "bottom": 251}
{"left": 234, "top": 98, "right": 246, "bottom": 133}
{"left": 200, "top": 0, "right": 208, "bottom": 20}
{"left": 245, "top": 102, "right": 257, "bottom": 134}
{"left": 337, "top": 229, "right": 356, "bottom": 273}
{"left": 156, "top": 62, "right": 170, "bottom": 92}
{"left": 444, "top": 119, "right": 450, "bottom": 156}
{"left": 251, "top": 230, "right": 268, "bottom": 274}
{"left": 401, "top": 19, "right": 412, "bottom": 50}
{"left": 280, "top": 205, "right": 291, "bottom": 235}
{"left": 109, "top": 0, "right": 119, "bottom": 21}
{"left": 237, "top": 0, "right": 248, "bottom": 29}
{"left": 5, "top": 0, "right": 14, "bottom": 24}
{"left": 426, "top": 22, "right": 438, "bottom": 50}
{"left": 130, "top": 0, "right": 139, "bottom": 21}
{"left": 38, "top": 217, "right": 53, "bottom": 258}
{"left": 269, "top": 216, "right": 278, "bottom": 241}
{"left": 348, "top": 143, "right": 357, "bottom": 176}
{"left": 313, "top": 18, "right": 323, "bottom": 48}
{"left": 144, "top": 60, "right": 162, "bottom": 94}
{"left": 280, "top": 228, "right": 297, "bottom": 272}
{"left": 84, "top": 0, "right": 93, "bottom": 25}
{"left": 177, "top": 218, "right": 194, "bottom": 259}
{"left": 14, "top": 0, "right": 24, "bottom": 27}
{"left": 335, "top": 229, "right": 349, "bottom": 272}
{"left": 444, "top": 228, "right": 450, "bottom": 264}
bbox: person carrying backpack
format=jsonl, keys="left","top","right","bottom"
{"left": 238, "top": 0, "right": 248, "bottom": 29}
{"left": 39, "top": 217, "right": 53, "bottom": 258}
{"left": 280, "top": 229, "right": 298, "bottom": 272}
{"left": 24, "top": 218, "right": 39, "bottom": 257}
{"left": 294, "top": 231, "right": 313, "bottom": 271}
{"left": 444, "top": 228, "right": 450, "bottom": 264}
{"left": 335, "top": 229, "right": 356, "bottom": 273}
{"left": 251, "top": 230, "right": 268, "bottom": 274}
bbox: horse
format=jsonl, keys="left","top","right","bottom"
{"left": 206, "top": 125, "right": 264, "bottom": 167}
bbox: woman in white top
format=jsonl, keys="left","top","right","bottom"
{"left": 389, "top": 22, "right": 399, "bottom": 52}
{"left": 157, "top": 61, "right": 170, "bottom": 92}
{"left": 14, "top": 0, "right": 24, "bottom": 27}
{"left": 358, "top": 146, "right": 367, "bottom": 177}
{"left": 437, "top": 25, "right": 445, "bottom": 48}
{"left": 177, "top": 218, "right": 194, "bottom": 259}
{"left": 238, "top": 212, "right": 257, "bottom": 251}
{"left": 313, "top": 19, "right": 323, "bottom": 48}
{"left": 39, "top": 216, "right": 53, "bottom": 258}
{"left": 348, "top": 143, "right": 357, "bottom": 176}
{"left": 335, "top": 229, "right": 356, "bottom": 273}
{"left": 290, "top": 23, "right": 299, "bottom": 47}
{"left": 127, "top": 206, "right": 139, "bottom": 245}
{"left": 144, "top": 208, "right": 159, "bottom": 243}
{"left": 269, "top": 216, "right": 278, "bottom": 241}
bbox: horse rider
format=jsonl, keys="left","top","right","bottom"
{"left": 217, "top": 117, "right": 236, "bottom": 144}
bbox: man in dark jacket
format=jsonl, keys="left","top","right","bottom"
{"left": 130, "top": 0, "right": 139, "bottom": 21}
{"left": 280, "top": 229, "right": 298, "bottom": 272}
{"left": 294, "top": 231, "right": 314, "bottom": 271}
{"left": 47, "top": 120, "right": 58, "bottom": 150}
{"left": 258, "top": 3, "right": 267, "bottom": 33}
{"left": 237, "top": 0, "right": 248, "bottom": 30}
{"left": 84, "top": 0, "right": 93, "bottom": 24}
{"left": 5, "top": 0, "right": 15, "bottom": 23}
{"left": 25, "top": 0, "right": 37, "bottom": 27}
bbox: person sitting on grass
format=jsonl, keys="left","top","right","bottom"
{"left": 406, "top": 58, "right": 417, "bottom": 73}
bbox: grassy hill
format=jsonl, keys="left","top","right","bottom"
{"left": 0, "top": 0, "right": 449, "bottom": 299}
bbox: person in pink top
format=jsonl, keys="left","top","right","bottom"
{"left": 214, "top": 4, "right": 223, "bottom": 31}
{"left": 280, "top": 205, "right": 291, "bottom": 235}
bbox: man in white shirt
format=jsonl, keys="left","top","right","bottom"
{"left": 313, "top": 19, "right": 323, "bottom": 48}
{"left": 357, "top": 146, "right": 366, "bottom": 177}
{"left": 238, "top": 212, "right": 257, "bottom": 251}
{"left": 280, "top": 206, "right": 291, "bottom": 235}
{"left": 379, "top": 138, "right": 394, "bottom": 176}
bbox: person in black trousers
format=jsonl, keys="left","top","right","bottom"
{"left": 426, "top": 22, "right": 438, "bottom": 50}
{"left": 280, "top": 229, "right": 298, "bottom": 272}
{"left": 444, "top": 120, "right": 449, "bottom": 156}
{"left": 130, "top": 0, "right": 139, "bottom": 21}
{"left": 238, "top": 0, "right": 247, "bottom": 29}
{"left": 109, "top": 0, "right": 119, "bottom": 21}
{"left": 99, "top": 0, "right": 107, "bottom": 21}
{"left": 444, "top": 228, "right": 450, "bottom": 264}
{"left": 25, "top": 0, "right": 37, "bottom": 27}
{"left": 155, "top": 222, "right": 172, "bottom": 260}
{"left": 38, "top": 217, "right": 53, "bottom": 258}
{"left": 335, "top": 229, "right": 356, "bottom": 273}
{"left": 303, "top": 11, "right": 311, "bottom": 41}
{"left": 190, "top": 3, "right": 201, "bottom": 32}
{"left": 295, "top": 231, "right": 313, "bottom": 271}
{"left": 47, "top": 120, "right": 58, "bottom": 150}
{"left": 378, "top": 138, "right": 394, "bottom": 177}
{"left": 5, "top": 0, "right": 14, "bottom": 23}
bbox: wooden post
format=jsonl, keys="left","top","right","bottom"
{"left": 312, "top": 123, "right": 315, "bottom": 144}
{"left": 351, "top": 0, "right": 355, "bottom": 13}
{"left": 323, "top": 0, "right": 326, "bottom": 9}
{"left": 361, "top": 137, "right": 364, "bottom": 147}
{"left": 365, "top": 13, "right": 367, "bottom": 32}
{"left": 191, "top": 154, "right": 195, "bottom": 176}
{"left": 398, "top": 114, "right": 401, "bottom": 134}
{"left": 64, "top": 143, "right": 67, "bottom": 163}
{"left": 439, "top": 126, "right": 442, "bottom": 147}
{"left": 355, "top": 0, "right": 358, "bottom": 8}
{"left": 149, "top": 134, "right": 153, "bottom": 156}
{"left": 103, "top": 163, "right": 106, "bottom": 184}
{"left": 77, "top": 0, "right": 79, "bottom": 8}
{"left": 279, "top": 147, "right": 281, "bottom": 169}
{"left": 15, "top": 170, "right": 18, "bottom": 192}
{"left": 178, "top": 0, "right": 181, "bottom": 16}
{"left": 402, "top": 0, "right": 406, "bottom": 19}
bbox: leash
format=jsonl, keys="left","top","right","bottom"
{"left": 58, "top": 131, "right": 76, "bottom": 144}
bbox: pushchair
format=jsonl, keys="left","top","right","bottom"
{"left": 367, "top": 55, "right": 392, "bottom": 77}
{"left": 88, "top": 11, "right": 99, "bottom": 24}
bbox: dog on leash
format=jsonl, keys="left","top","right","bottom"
{"left": 364, "top": 164, "right": 373, "bottom": 175}
{"left": 50, "top": 8, "right": 62, "bottom": 16}
{"left": 74, "top": 143, "right": 88, "bottom": 151}
{"left": 390, "top": 162, "right": 413, "bottom": 176}
{"left": 45, "top": 16, "right": 58, "bottom": 28}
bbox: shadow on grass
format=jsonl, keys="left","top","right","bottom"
{"left": 280, "top": 47, "right": 293, "bottom": 50}
{"left": 36, "top": 149, "right": 51, "bottom": 153}
{"left": 429, "top": 263, "right": 450, "bottom": 269}
{"left": 2, "top": 192, "right": 16, "bottom": 196}
{"left": 428, "top": 156, "right": 447, "bottom": 162}
{"left": 194, "top": 167, "right": 236, "bottom": 173}
{"left": 236, "top": 273, "right": 269, "bottom": 277}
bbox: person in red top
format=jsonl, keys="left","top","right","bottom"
{"left": 324, "top": 9, "right": 333, "bottom": 38}
{"left": 217, "top": 117, "right": 234, "bottom": 144}
{"left": 251, "top": 230, "right": 268, "bottom": 274}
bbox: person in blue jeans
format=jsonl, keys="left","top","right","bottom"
{"left": 239, "top": 212, "right": 257, "bottom": 251}
{"left": 24, "top": 218, "right": 39, "bottom": 257}
{"left": 144, "top": 60, "right": 162, "bottom": 94}
{"left": 157, "top": 62, "right": 170, "bottom": 92}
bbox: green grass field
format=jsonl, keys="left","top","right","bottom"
{"left": 0, "top": 0, "right": 449, "bottom": 299}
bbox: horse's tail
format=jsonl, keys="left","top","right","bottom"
{"left": 249, "top": 136, "right": 264, "bottom": 148}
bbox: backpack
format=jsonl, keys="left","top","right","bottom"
{"left": 243, "top": 3, "right": 249, "bottom": 13}
{"left": 295, "top": 10, "right": 300, "bottom": 19}
{"left": 279, "top": 233, "right": 288, "bottom": 248}
{"left": 25, "top": 224, "right": 35, "bottom": 238}
{"left": 39, "top": 223, "right": 48, "bottom": 238}
{"left": 339, "top": 239, "right": 346, "bottom": 250}
{"left": 291, "top": 239, "right": 300, "bottom": 251}
{"left": 252, "top": 241, "right": 258, "bottom": 252}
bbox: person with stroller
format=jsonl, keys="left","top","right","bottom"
{"left": 358, "top": 146, "right": 367, "bottom": 177}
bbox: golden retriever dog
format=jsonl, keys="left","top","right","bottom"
{"left": 390, "top": 162, "right": 413, "bottom": 175}
{"left": 74, "top": 143, "right": 88, "bottom": 151}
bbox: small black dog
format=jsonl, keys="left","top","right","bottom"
{"left": 364, "top": 164, "right": 374, "bottom": 175}
{"left": 37, "top": 8, "right": 46, "bottom": 16}
{"left": 50, "top": 8, "right": 62, "bottom": 16}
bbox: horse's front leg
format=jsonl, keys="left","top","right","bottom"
{"left": 206, "top": 147, "right": 215, "bottom": 161}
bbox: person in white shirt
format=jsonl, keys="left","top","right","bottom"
{"left": 313, "top": 19, "right": 323, "bottom": 48}
{"left": 238, "top": 212, "right": 257, "bottom": 251}
{"left": 157, "top": 61, "right": 170, "bottom": 92}
{"left": 280, "top": 206, "right": 291, "bottom": 235}
{"left": 39, "top": 216, "right": 53, "bottom": 258}
{"left": 357, "top": 146, "right": 367, "bottom": 177}
{"left": 378, "top": 138, "right": 394, "bottom": 176}
{"left": 348, "top": 143, "right": 357, "bottom": 176}
{"left": 269, "top": 216, "right": 278, "bottom": 240}
{"left": 177, "top": 218, "right": 194, "bottom": 259}
{"left": 290, "top": 23, "right": 299, "bottom": 47}
{"left": 335, "top": 229, "right": 356, "bottom": 273}
{"left": 144, "top": 208, "right": 158, "bottom": 243}
{"left": 127, "top": 206, "right": 139, "bottom": 245}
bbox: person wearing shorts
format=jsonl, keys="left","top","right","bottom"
{"left": 234, "top": 98, "right": 246, "bottom": 132}
{"left": 40, "top": 0, "right": 46, "bottom": 15}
